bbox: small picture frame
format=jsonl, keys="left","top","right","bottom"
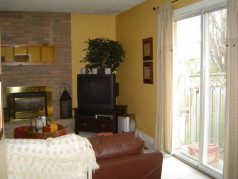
{"left": 143, "top": 62, "right": 153, "bottom": 84}
{"left": 143, "top": 37, "right": 153, "bottom": 60}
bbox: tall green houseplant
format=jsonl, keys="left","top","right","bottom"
{"left": 81, "top": 38, "right": 126, "bottom": 73}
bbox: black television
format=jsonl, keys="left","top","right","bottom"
{"left": 77, "top": 74, "right": 118, "bottom": 111}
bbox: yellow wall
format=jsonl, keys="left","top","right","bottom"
{"left": 116, "top": 0, "right": 158, "bottom": 138}
{"left": 116, "top": 0, "right": 201, "bottom": 137}
{"left": 71, "top": 14, "right": 116, "bottom": 108}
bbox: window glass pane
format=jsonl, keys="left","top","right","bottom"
{"left": 205, "top": 8, "right": 226, "bottom": 172}
{"left": 173, "top": 15, "right": 201, "bottom": 160}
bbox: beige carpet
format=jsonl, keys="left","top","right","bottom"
{"left": 162, "top": 154, "right": 212, "bottom": 179}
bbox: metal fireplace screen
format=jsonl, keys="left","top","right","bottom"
{"left": 13, "top": 92, "right": 47, "bottom": 119}
{"left": 6, "top": 86, "right": 52, "bottom": 122}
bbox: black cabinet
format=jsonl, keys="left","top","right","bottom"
{"left": 74, "top": 105, "right": 127, "bottom": 134}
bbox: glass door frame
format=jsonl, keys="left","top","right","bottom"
{"left": 172, "top": 1, "right": 227, "bottom": 179}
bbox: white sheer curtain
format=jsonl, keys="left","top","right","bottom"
{"left": 154, "top": 3, "right": 173, "bottom": 153}
{"left": 224, "top": 0, "right": 238, "bottom": 178}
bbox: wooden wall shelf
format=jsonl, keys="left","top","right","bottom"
{"left": 1, "top": 44, "right": 55, "bottom": 64}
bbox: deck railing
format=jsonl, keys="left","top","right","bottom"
{"left": 184, "top": 73, "right": 226, "bottom": 150}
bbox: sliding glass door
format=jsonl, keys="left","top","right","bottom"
{"left": 172, "top": 7, "right": 226, "bottom": 179}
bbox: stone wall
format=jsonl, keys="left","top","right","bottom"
{"left": 0, "top": 11, "right": 72, "bottom": 119}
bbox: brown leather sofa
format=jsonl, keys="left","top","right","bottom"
{"left": 89, "top": 132, "right": 163, "bottom": 179}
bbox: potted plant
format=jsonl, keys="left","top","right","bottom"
{"left": 80, "top": 37, "right": 126, "bottom": 74}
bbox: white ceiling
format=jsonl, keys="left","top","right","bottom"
{"left": 0, "top": 0, "right": 145, "bottom": 15}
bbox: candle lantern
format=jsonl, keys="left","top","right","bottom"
{"left": 60, "top": 84, "right": 72, "bottom": 119}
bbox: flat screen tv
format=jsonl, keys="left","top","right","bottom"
{"left": 77, "top": 74, "right": 118, "bottom": 111}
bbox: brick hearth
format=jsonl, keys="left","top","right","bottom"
{"left": 0, "top": 11, "right": 72, "bottom": 119}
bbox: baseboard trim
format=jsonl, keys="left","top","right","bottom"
{"left": 136, "top": 129, "right": 154, "bottom": 150}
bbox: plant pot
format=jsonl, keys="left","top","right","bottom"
{"left": 105, "top": 68, "right": 111, "bottom": 74}
{"left": 80, "top": 68, "right": 87, "bottom": 74}
{"left": 92, "top": 68, "right": 98, "bottom": 74}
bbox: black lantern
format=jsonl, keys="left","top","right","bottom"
{"left": 60, "top": 84, "right": 72, "bottom": 119}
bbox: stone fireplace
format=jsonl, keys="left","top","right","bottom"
{"left": 6, "top": 86, "right": 53, "bottom": 122}
{"left": 0, "top": 11, "right": 72, "bottom": 120}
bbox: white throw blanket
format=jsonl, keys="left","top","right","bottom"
{"left": 5, "top": 134, "right": 99, "bottom": 179}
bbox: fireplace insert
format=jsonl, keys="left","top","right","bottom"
{"left": 6, "top": 86, "right": 52, "bottom": 122}
{"left": 12, "top": 92, "right": 47, "bottom": 119}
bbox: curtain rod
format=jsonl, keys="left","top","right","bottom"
{"left": 153, "top": 0, "right": 179, "bottom": 11}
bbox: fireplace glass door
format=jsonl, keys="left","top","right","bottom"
{"left": 12, "top": 92, "right": 47, "bottom": 119}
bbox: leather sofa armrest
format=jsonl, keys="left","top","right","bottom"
{"left": 93, "top": 151, "right": 163, "bottom": 179}
{"left": 89, "top": 132, "right": 145, "bottom": 160}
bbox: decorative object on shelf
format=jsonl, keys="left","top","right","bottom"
{"left": 14, "top": 55, "right": 28, "bottom": 62}
{"left": 143, "top": 62, "right": 153, "bottom": 84}
{"left": 143, "top": 37, "right": 153, "bottom": 60}
{"left": 60, "top": 84, "right": 72, "bottom": 119}
{"left": 80, "top": 37, "right": 126, "bottom": 74}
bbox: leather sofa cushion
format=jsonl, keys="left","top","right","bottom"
{"left": 89, "top": 132, "right": 145, "bottom": 160}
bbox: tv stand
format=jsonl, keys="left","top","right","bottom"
{"left": 74, "top": 105, "right": 127, "bottom": 134}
